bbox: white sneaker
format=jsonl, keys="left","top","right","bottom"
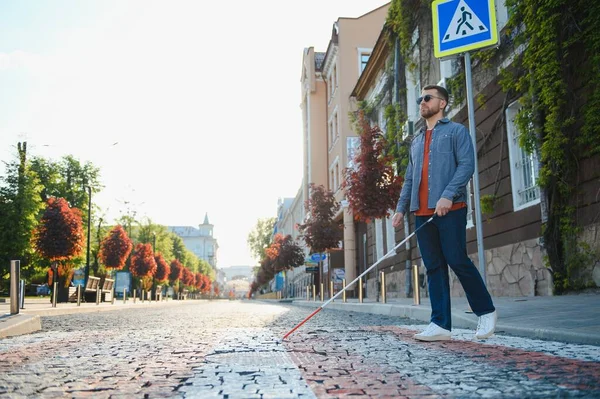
{"left": 413, "top": 322, "right": 452, "bottom": 341}
{"left": 475, "top": 310, "right": 497, "bottom": 339}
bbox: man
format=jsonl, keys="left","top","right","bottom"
{"left": 392, "top": 85, "right": 496, "bottom": 341}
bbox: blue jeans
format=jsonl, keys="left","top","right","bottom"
{"left": 416, "top": 207, "right": 495, "bottom": 330}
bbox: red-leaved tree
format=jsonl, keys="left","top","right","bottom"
{"left": 130, "top": 243, "right": 157, "bottom": 278}
{"left": 343, "top": 111, "right": 403, "bottom": 222}
{"left": 154, "top": 253, "right": 170, "bottom": 282}
{"left": 34, "top": 197, "right": 85, "bottom": 286}
{"left": 99, "top": 225, "right": 132, "bottom": 270}
{"left": 298, "top": 183, "right": 343, "bottom": 254}
{"left": 34, "top": 197, "right": 85, "bottom": 262}
{"left": 169, "top": 259, "right": 183, "bottom": 283}
{"left": 277, "top": 234, "right": 305, "bottom": 271}
{"left": 182, "top": 267, "right": 195, "bottom": 287}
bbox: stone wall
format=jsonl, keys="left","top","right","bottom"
{"left": 365, "top": 237, "right": 556, "bottom": 299}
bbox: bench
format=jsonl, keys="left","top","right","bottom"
{"left": 101, "top": 278, "right": 115, "bottom": 302}
{"left": 155, "top": 285, "right": 163, "bottom": 301}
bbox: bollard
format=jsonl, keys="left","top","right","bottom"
{"left": 111, "top": 287, "right": 115, "bottom": 305}
{"left": 96, "top": 286, "right": 100, "bottom": 305}
{"left": 10, "top": 260, "right": 20, "bottom": 315}
{"left": 342, "top": 279, "right": 346, "bottom": 303}
{"left": 312, "top": 285, "right": 316, "bottom": 301}
{"left": 412, "top": 264, "right": 420, "bottom": 305}
{"left": 330, "top": 281, "right": 334, "bottom": 302}
{"left": 52, "top": 282, "right": 58, "bottom": 308}
{"left": 380, "top": 271, "right": 386, "bottom": 304}
{"left": 320, "top": 283, "right": 324, "bottom": 302}
{"left": 77, "top": 285, "right": 81, "bottom": 306}
{"left": 359, "top": 277, "right": 363, "bottom": 303}
{"left": 306, "top": 286, "right": 309, "bottom": 301}
{"left": 123, "top": 288, "right": 127, "bottom": 304}
{"left": 19, "top": 279, "right": 25, "bottom": 309}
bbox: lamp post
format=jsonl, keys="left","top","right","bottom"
{"left": 152, "top": 232, "right": 156, "bottom": 301}
{"left": 84, "top": 185, "right": 92, "bottom": 284}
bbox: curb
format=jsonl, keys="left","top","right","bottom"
{"left": 0, "top": 313, "right": 42, "bottom": 339}
{"left": 288, "top": 300, "right": 600, "bottom": 346}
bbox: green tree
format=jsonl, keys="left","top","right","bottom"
{"left": 247, "top": 217, "right": 276, "bottom": 262}
{"left": 170, "top": 234, "right": 187, "bottom": 264}
{"left": 0, "top": 142, "right": 44, "bottom": 288}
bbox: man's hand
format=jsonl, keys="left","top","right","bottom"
{"left": 392, "top": 212, "right": 404, "bottom": 228}
{"left": 435, "top": 198, "right": 453, "bottom": 217}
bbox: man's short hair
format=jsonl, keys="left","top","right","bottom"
{"left": 423, "top": 84, "right": 449, "bottom": 103}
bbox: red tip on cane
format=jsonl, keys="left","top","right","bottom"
{"left": 283, "top": 307, "right": 323, "bottom": 340}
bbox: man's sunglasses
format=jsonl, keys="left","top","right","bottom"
{"left": 417, "top": 94, "right": 445, "bottom": 105}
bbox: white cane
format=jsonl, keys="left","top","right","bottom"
{"left": 283, "top": 215, "right": 435, "bottom": 340}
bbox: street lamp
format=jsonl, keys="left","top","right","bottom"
{"left": 84, "top": 185, "right": 92, "bottom": 284}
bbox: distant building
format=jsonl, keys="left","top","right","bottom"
{"left": 168, "top": 213, "right": 218, "bottom": 268}
{"left": 221, "top": 265, "right": 253, "bottom": 282}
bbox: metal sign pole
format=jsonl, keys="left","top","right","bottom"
{"left": 464, "top": 51, "right": 487, "bottom": 283}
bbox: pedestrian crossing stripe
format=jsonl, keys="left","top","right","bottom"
{"left": 432, "top": 0, "right": 499, "bottom": 59}
{"left": 442, "top": 0, "right": 488, "bottom": 43}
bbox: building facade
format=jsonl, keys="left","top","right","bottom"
{"left": 168, "top": 213, "right": 219, "bottom": 268}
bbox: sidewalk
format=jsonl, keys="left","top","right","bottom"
{"left": 0, "top": 297, "right": 192, "bottom": 339}
{"left": 288, "top": 293, "right": 600, "bottom": 346}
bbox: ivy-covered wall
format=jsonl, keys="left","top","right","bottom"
{"left": 382, "top": 0, "right": 600, "bottom": 293}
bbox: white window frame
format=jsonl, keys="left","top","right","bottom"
{"left": 385, "top": 213, "right": 395, "bottom": 253}
{"left": 506, "top": 99, "right": 540, "bottom": 211}
{"left": 496, "top": 0, "right": 509, "bottom": 32}
{"left": 329, "top": 156, "right": 340, "bottom": 192}
{"left": 328, "top": 106, "right": 339, "bottom": 150}
{"left": 375, "top": 218, "right": 384, "bottom": 261}
{"left": 357, "top": 47, "right": 372, "bottom": 75}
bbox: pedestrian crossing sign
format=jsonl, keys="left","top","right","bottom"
{"left": 432, "top": 0, "right": 498, "bottom": 58}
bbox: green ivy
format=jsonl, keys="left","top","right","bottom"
{"left": 500, "top": 0, "right": 600, "bottom": 293}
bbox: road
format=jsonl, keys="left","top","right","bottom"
{"left": 0, "top": 300, "right": 598, "bottom": 398}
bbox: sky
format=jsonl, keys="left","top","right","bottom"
{"left": 0, "top": 0, "right": 389, "bottom": 269}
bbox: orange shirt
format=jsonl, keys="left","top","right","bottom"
{"left": 416, "top": 129, "right": 466, "bottom": 216}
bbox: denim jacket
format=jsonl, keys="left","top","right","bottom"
{"left": 396, "top": 118, "right": 475, "bottom": 215}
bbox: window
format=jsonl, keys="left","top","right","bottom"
{"left": 335, "top": 162, "right": 340, "bottom": 191}
{"left": 506, "top": 100, "right": 540, "bottom": 210}
{"left": 328, "top": 108, "right": 339, "bottom": 148}
{"left": 330, "top": 157, "right": 340, "bottom": 191}
{"left": 327, "top": 60, "right": 338, "bottom": 101}
{"left": 385, "top": 214, "right": 395, "bottom": 253}
{"left": 375, "top": 219, "right": 384, "bottom": 261}
{"left": 358, "top": 48, "right": 372, "bottom": 74}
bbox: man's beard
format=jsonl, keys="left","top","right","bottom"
{"left": 420, "top": 107, "right": 438, "bottom": 119}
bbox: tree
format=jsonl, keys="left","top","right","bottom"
{"left": 181, "top": 267, "right": 195, "bottom": 287}
{"left": 169, "top": 259, "right": 184, "bottom": 283}
{"left": 298, "top": 184, "right": 343, "bottom": 254}
{"left": 154, "top": 253, "right": 170, "bottom": 282}
{"left": 130, "top": 243, "right": 157, "bottom": 278}
{"left": 170, "top": 234, "right": 187, "bottom": 264}
{"left": 33, "top": 197, "right": 85, "bottom": 289}
{"left": 276, "top": 234, "right": 305, "bottom": 271}
{"left": 34, "top": 198, "right": 85, "bottom": 262}
{"left": 247, "top": 217, "right": 276, "bottom": 262}
{"left": 0, "top": 142, "right": 44, "bottom": 287}
{"left": 343, "top": 111, "right": 404, "bottom": 222}
{"left": 99, "top": 225, "right": 132, "bottom": 270}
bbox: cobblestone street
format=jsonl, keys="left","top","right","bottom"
{"left": 0, "top": 300, "right": 598, "bottom": 398}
